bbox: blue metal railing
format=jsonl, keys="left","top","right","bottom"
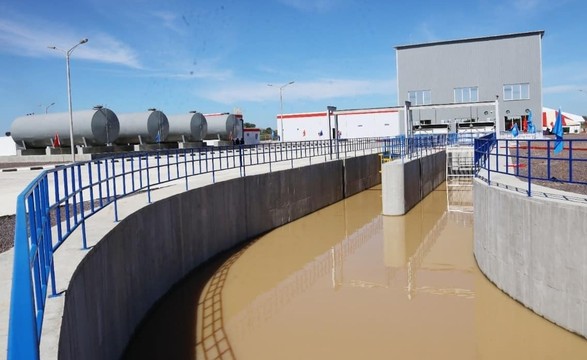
{"left": 7, "top": 134, "right": 457, "bottom": 359}
{"left": 380, "top": 134, "right": 451, "bottom": 160}
{"left": 7, "top": 138, "right": 389, "bottom": 359}
{"left": 474, "top": 134, "right": 587, "bottom": 199}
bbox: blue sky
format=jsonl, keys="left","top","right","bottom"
{"left": 0, "top": 0, "right": 586, "bottom": 133}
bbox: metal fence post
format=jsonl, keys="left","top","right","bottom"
{"left": 111, "top": 159, "right": 119, "bottom": 222}
{"left": 527, "top": 140, "right": 532, "bottom": 196}
{"left": 77, "top": 164, "right": 88, "bottom": 249}
{"left": 8, "top": 199, "right": 40, "bottom": 360}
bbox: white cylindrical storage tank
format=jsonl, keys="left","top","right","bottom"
{"left": 115, "top": 109, "right": 169, "bottom": 145}
{"left": 204, "top": 113, "right": 243, "bottom": 140}
{"left": 166, "top": 111, "right": 208, "bottom": 142}
{"left": 10, "top": 107, "right": 120, "bottom": 148}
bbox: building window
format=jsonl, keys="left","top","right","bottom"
{"left": 454, "top": 87, "right": 479, "bottom": 103}
{"left": 503, "top": 83, "right": 530, "bottom": 101}
{"left": 408, "top": 90, "right": 431, "bottom": 105}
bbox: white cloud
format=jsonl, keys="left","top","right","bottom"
{"left": 150, "top": 11, "right": 185, "bottom": 34}
{"left": 199, "top": 78, "right": 395, "bottom": 104}
{"left": 0, "top": 13, "right": 141, "bottom": 68}
{"left": 73, "top": 34, "right": 142, "bottom": 69}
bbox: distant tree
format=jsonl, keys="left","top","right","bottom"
{"left": 243, "top": 122, "right": 256, "bottom": 128}
{"left": 261, "top": 127, "right": 273, "bottom": 135}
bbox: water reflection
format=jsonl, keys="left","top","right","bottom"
{"left": 127, "top": 182, "right": 587, "bottom": 359}
{"left": 202, "top": 183, "right": 587, "bottom": 360}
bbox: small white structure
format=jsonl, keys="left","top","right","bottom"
{"left": 542, "top": 107, "right": 583, "bottom": 134}
{"left": 0, "top": 135, "right": 17, "bottom": 156}
{"left": 243, "top": 128, "right": 261, "bottom": 145}
{"left": 279, "top": 107, "right": 402, "bottom": 142}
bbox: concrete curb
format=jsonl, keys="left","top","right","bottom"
{"left": 1, "top": 164, "right": 64, "bottom": 172}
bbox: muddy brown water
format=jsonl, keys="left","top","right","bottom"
{"left": 124, "top": 183, "right": 587, "bottom": 360}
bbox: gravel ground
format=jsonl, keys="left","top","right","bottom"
{"left": 0, "top": 215, "right": 15, "bottom": 253}
{"left": 508, "top": 134, "right": 587, "bottom": 196}
{"left": 0, "top": 200, "right": 103, "bottom": 254}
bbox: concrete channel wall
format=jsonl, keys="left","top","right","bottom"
{"left": 343, "top": 154, "right": 381, "bottom": 197}
{"left": 474, "top": 178, "right": 587, "bottom": 338}
{"left": 58, "top": 154, "right": 380, "bottom": 360}
{"left": 381, "top": 151, "right": 446, "bottom": 216}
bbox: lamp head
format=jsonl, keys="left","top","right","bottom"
{"left": 80, "top": 38, "right": 89, "bottom": 44}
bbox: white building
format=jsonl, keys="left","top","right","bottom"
{"left": 0, "top": 135, "right": 16, "bottom": 156}
{"left": 243, "top": 128, "right": 261, "bottom": 145}
{"left": 278, "top": 107, "right": 401, "bottom": 142}
{"left": 542, "top": 107, "right": 584, "bottom": 134}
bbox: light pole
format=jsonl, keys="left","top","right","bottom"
{"left": 45, "top": 102, "right": 55, "bottom": 114}
{"left": 48, "top": 38, "right": 88, "bottom": 162}
{"left": 267, "top": 81, "right": 294, "bottom": 141}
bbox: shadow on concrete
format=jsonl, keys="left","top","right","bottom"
{"left": 122, "top": 239, "right": 253, "bottom": 360}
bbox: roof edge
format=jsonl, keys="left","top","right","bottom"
{"left": 395, "top": 30, "right": 545, "bottom": 50}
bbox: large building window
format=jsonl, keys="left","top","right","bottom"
{"left": 503, "top": 83, "right": 530, "bottom": 101}
{"left": 407, "top": 90, "right": 431, "bottom": 105}
{"left": 454, "top": 86, "right": 479, "bottom": 103}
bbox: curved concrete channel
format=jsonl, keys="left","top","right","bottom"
{"left": 124, "top": 183, "right": 587, "bottom": 359}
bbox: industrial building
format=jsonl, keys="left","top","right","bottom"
{"left": 278, "top": 31, "right": 546, "bottom": 141}
{"left": 396, "top": 31, "right": 544, "bottom": 136}
{"left": 278, "top": 107, "right": 401, "bottom": 142}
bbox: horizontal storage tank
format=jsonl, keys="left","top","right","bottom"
{"left": 10, "top": 107, "right": 120, "bottom": 148}
{"left": 204, "top": 113, "right": 243, "bottom": 140}
{"left": 166, "top": 111, "right": 208, "bottom": 142}
{"left": 115, "top": 109, "right": 169, "bottom": 145}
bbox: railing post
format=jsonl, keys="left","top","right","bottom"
{"left": 269, "top": 144, "right": 273, "bottom": 172}
{"left": 42, "top": 179, "right": 57, "bottom": 297}
{"left": 527, "top": 140, "right": 532, "bottom": 197}
{"left": 77, "top": 164, "right": 88, "bottom": 249}
{"left": 211, "top": 149, "right": 216, "bottom": 183}
{"left": 63, "top": 168, "right": 71, "bottom": 233}
{"left": 569, "top": 140, "right": 573, "bottom": 182}
{"left": 146, "top": 156, "right": 152, "bottom": 204}
{"left": 547, "top": 140, "right": 551, "bottom": 179}
{"left": 88, "top": 164, "right": 95, "bottom": 213}
{"left": 122, "top": 155, "right": 127, "bottom": 196}
{"left": 184, "top": 150, "right": 189, "bottom": 191}
{"left": 8, "top": 199, "right": 40, "bottom": 360}
{"left": 111, "top": 159, "right": 119, "bottom": 222}
{"left": 53, "top": 171, "right": 63, "bottom": 242}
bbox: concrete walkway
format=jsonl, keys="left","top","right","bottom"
{"left": 0, "top": 148, "right": 376, "bottom": 359}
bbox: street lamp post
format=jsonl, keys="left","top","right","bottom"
{"left": 268, "top": 81, "right": 294, "bottom": 141}
{"left": 45, "top": 102, "right": 55, "bottom": 114}
{"left": 48, "top": 38, "right": 88, "bottom": 162}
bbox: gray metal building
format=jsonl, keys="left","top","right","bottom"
{"left": 396, "top": 31, "right": 544, "bottom": 136}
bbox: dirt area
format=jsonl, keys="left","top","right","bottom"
{"left": 0, "top": 200, "right": 102, "bottom": 254}
{"left": 506, "top": 133, "right": 587, "bottom": 196}
{"left": 0, "top": 215, "right": 15, "bottom": 253}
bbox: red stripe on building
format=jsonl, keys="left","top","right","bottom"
{"left": 278, "top": 112, "right": 327, "bottom": 119}
{"left": 543, "top": 110, "right": 569, "bottom": 127}
{"left": 337, "top": 109, "right": 399, "bottom": 116}
{"left": 277, "top": 108, "right": 399, "bottom": 120}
